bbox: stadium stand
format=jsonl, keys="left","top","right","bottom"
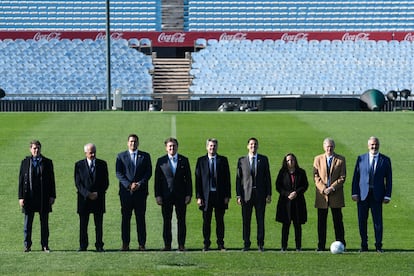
{"left": 185, "top": 0, "right": 414, "bottom": 31}
{"left": 190, "top": 39, "right": 414, "bottom": 98}
{"left": 0, "top": 39, "right": 153, "bottom": 100}
{"left": 1, "top": 1, "right": 414, "bottom": 111}
{"left": 0, "top": 0, "right": 161, "bottom": 31}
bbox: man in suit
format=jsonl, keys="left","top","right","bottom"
{"left": 352, "top": 136, "right": 392, "bottom": 253}
{"left": 236, "top": 137, "right": 272, "bottom": 252}
{"left": 18, "top": 140, "right": 56, "bottom": 252}
{"left": 313, "top": 137, "right": 346, "bottom": 251}
{"left": 195, "top": 138, "right": 231, "bottom": 251}
{"left": 74, "top": 143, "right": 109, "bottom": 252}
{"left": 116, "top": 134, "right": 152, "bottom": 251}
{"left": 154, "top": 137, "right": 192, "bottom": 251}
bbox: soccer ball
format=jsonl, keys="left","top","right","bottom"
{"left": 330, "top": 241, "right": 345, "bottom": 254}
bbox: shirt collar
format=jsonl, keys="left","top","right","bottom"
{"left": 168, "top": 154, "right": 178, "bottom": 160}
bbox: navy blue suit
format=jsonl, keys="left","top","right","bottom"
{"left": 195, "top": 154, "right": 231, "bottom": 248}
{"left": 116, "top": 150, "right": 152, "bottom": 247}
{"left": 352, "top": 152, "right": 392, "bottom": 250}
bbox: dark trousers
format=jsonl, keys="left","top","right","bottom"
{"left": 241, "top": 190, "right": 266, "bottom": 248}
{"left": 79, "top": 212, "right": 104, "bottom": 249}
{"left": 317, "top": 207, "right": 345, "bottom": 250}
{"left": 120, "top": 194, "right": 147, "bottom": 246}
{"left": 202, "top": 192, "right": 226, "bottom": 248}
{"left": 161, "top": 201, "right": 187, "bottom": 247}
{"left": 281, "top": 222, "right": 302, "bottom": 250}
{"left": 24, "top": 211, "right": 49, "bottom": 249}
{"left": 357, "top": 190, "right": 383, "bottom": 250}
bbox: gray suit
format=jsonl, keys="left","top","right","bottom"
{"left": 236, "top": 154, "right": 271, "bottom": 248}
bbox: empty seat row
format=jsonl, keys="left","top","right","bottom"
{"left": 0, "top": 0, "right": 161, "bottom": 31}
{"left": 189, "top": 39, "right": 414, "bottom": 98}
{"left": 185, "top": 0, "right": 414, "bottom": 31}
{"left": 0, "top": 39, "right": 153, "bottom": 100}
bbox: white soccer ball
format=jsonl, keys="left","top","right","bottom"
{"left": 330, "top": 241, "right": 345, "bottom": 254}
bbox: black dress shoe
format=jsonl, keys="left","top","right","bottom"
{"left": 78, "top": 248, "right": 87, "bottom": 252}
{"left": 120, "top": 244, "right": 130, "bottom": 251}
{"left": 178, "top": 245, "right": 185, "bottom": 252}
{"left": 202, "top": 246, "right": 210, "bottom": 252}
{"left": 24, "top": 247, "right": 31, "bottom": 252}
{"left": 42, "top": 246, "right": 50, "bottom": 253}
{"left": 242, "top": 247, "right": 250, "bottom": 252}
{"left": 96, "top": 247, "right": 105, "bottom": 252}
{"left": 376, "top": 249, "right": 384, "bottom": 253}
{"left": 138, "top": 245, "right": 146, "bottom": 251}
{"left": 258, "top": 246, "right": 264, "bottom": 252}
{"left": 359, "top": 247, "right": 368, "bottom": 252}
{"left": 218, "top": 245, "right": 226, "bottom": 251}
{"left": 161, "top": 245, "right": 171, "bottom": 251}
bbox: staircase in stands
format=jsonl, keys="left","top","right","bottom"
{"left": 152, "top": 0, "right": 191, "bottom": 111}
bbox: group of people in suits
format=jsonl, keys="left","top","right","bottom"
{"left": 18, "top": 135, "right": 392, "bottom": 253}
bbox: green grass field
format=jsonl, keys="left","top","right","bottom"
{"left": 0, "top": 111, "right": 413, "bottom": 275}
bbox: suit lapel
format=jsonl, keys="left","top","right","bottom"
{"left": 161, "top": 155, "right": 174, "bottom": 177}
{"left": 125, "top": 152, "right": 135, "bottom": 175}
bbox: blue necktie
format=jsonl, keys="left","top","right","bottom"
{"left": 327, "top": 157, "right": 332, "bottom": 187}
{"left": 131, "top": 152, "right": 136, "bottom": 168}
{"left": 369, "top": 157, "right": 376, "bottom": 187}
{"left": 170, "top": 157, "right": 176, "bottom": 175}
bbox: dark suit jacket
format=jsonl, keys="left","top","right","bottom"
{"left": 195, "top": 154, "right": 231, "bottom": 211}
{"left": 352, "top": 153, "right": 392, "bottom": 201}
{"left": 154, "top": 154, "right": 192, "bottom": 203}
{"left": 236, "top": 154, "right": 271, "bottom": 202}
{"left": 275, "top": 168, "right": 308, "bottom": 224}
{"left": 116, "top": 150, "right": 152, "bottom": 198}
{"left": 74, "top": 158, "right": 109, "bottom": 214}
{"left": 18, "top": 155, "right": 56, "bottom": 213}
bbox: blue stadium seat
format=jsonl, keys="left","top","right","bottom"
{"left": 184, "top": 0, "right": 414, "bottom": 31}
{"left": 0, "top": 0, "right": 161, "bottom": 31}
{"left": 0, "top": 39, "right": 154, "bottom": 100}
{"left": 189, "top": 39, "right": 414, "bottom": 98}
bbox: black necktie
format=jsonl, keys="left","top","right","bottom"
{"left": 210, "top": 158, "right": 216, "bottom": 189}
{"left": 90, "top": 162, "right": 95, "bottom": 174}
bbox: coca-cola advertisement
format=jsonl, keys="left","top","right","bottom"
{"left": 0, "top": 31, "right": 412, "bottom": 47}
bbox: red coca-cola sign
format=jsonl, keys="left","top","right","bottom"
{"left": 95, "top": 32, "right": 124, "bottom": 40}
{"left": 281, "top": 33, "right": 308, "bottom": 42}
{"left": 342, "top": 32, "right": 370, "bottom": 41}
{"left": 33, "top": 32, "right": 62, "bottom": 41}
{"left": 158, "top": 32, "right": 186, "bottom": 43}
{"left": 219, "top": 32, "right": 247, "bottom": 41}
{"left": 404, "top": 33, "right": 414, "bottom": 42}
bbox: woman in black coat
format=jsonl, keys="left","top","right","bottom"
{"left": 275, "top": 153, "right": 308, "bottom": 251}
